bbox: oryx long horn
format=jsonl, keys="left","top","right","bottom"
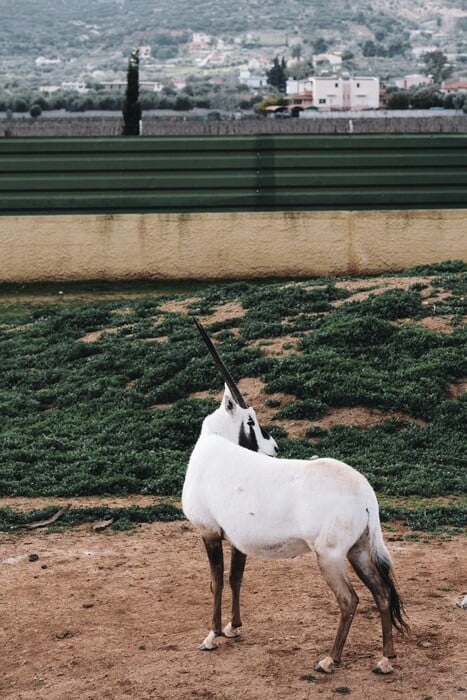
{"left": 194, "top": 318, "right": 248, "bottom": 409}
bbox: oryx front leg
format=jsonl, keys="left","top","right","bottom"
{"left": 223, "top": 546, "right": 246, "bottom": 640}
{"left": 199, "top": 535, "right": 224, "bottom": 650}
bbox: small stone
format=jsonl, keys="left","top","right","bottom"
{"left": 28, "top": 553, "right": 39, "bottom": 562}
{"left": 55, "top": 629, "right": 73, "bottom": 640}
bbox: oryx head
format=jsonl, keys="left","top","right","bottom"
{"left": 195, "top": 319, "right": 278, "bottom": 457}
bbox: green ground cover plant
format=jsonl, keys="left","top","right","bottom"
{"left": 0, "top": 503, "right": 184, "bottom": 531}
{"left": 0, "top": 262, "right": 465, "bottom": 531}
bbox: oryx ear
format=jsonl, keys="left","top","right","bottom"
{"left": 223, "top": 383, "right": 236, "bottom": 413}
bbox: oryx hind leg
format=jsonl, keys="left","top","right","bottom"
{"left": 223, "top": 546, "right": 246, "bottom": 640}
{"left": 313, "top": 548, "right": 359, "bottom": 674}
{"left": 199, "top": 535, "right": 224, "bottom": 650}
{"left": 347, "top": 534, "right": 396, "bottom": 674}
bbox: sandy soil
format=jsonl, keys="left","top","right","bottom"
{"left": 1, "top": 521, "right": 466, "bottom": 700}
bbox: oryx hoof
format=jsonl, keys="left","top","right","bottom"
{"left": 198, "top": 631, "right": 218, "bottom": 651}
{"left": 223, "top": 622, "right": 241, "bottom": 639}
{"left": 315, "top": 656, "right": 334, "bottom": 674}
{"left": 372, "top": 657, "right": 394, "bottom": 674}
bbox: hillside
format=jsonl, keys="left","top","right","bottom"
{"left": 1, "top": 0, "right": 466, "bottom": 93}
{"left": 1, "top": 261, "right": 465, "bottom": 515}
{"left": 3, "top": 0, "right": 467, "bottom": 44}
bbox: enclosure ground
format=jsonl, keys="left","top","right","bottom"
{"left": 1, "top": 268, "right": 465, "bottom": 697}
{"left": 1, "top": 518, "right": 465, "bottom": 700}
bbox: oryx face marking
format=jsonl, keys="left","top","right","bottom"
{"left": 194, "top": 318, "right": 278, "bottom": 457}
{"left": 238, "top": 417, "right": 259, "bottom": 452}
{"left": 238, "top": 413, "right": 278, "bottom": 455}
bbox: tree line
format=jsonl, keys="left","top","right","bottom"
{"left": 0, "top": 90, "right": 211, "bottom": 114}
{"left": 385, "top": 86, "right": 466, "bottom": 111}
{"left": 2, "top": 50, "right": 465, "bottom": 118}
{"left": 4, "top": 84, "right": 465, "bottom": 118}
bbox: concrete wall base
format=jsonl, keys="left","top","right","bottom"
{"left": 1, "top": 209, "right": 465, "bottom": 282}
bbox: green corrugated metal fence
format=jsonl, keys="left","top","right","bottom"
{"left": 1, "top": 133, "right": 466, "bottom": 215}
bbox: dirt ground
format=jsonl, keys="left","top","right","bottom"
{"left": 1, "top": 518, "right": 466, "bottom": 700}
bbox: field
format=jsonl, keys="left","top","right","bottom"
{"left": 1, "top": 262, "right": 466, "bottom": 698}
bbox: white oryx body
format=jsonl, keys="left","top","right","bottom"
{"left": 183, "top": 320, "right": 408, "bottom": 675}
{"left": 183, "top": 434, "right": 382, "bottom": 563}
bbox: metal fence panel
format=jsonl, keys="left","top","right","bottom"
{"left": 1, "top": 134, "right": 466, "bottom": 215}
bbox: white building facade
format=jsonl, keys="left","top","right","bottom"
{"left": 286, "top": 76, "right": 380, "bottom": 111}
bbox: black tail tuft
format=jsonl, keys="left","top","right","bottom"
{"left": 375, "top": 554, "right": 410, "bottom": 634}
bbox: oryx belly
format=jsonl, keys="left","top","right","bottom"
{"left": 225, "top": 534, "right": 310, "bottom": 559}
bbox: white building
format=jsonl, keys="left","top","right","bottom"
{"left": 100, "top": 81, "right": 163, "bottom": 92}
{"left": 239, "top": 69, "right": 268, "bottom": 90}
{"left": 286, "top": 76, "right": 379, "bottom": 111}
{"left": 189, "top": 33, "right": 212, "bottom": 51}
{"left": 39, "top": 85, "right": 62, "bottom": 96}
{"left": 412, "top": 46, "right": 439, "bottom": 59}
{"left": 61, "top": 81, "right": 88, "bottom": 94}
{"left": 35, "top": 56, "right": 61, "bottom": 67}
{"left": 441, "top": 79, "right": 467, "bottom": 94}
{"left": 313, "top": 52, "right": 343, "bottom": 67}
{"left": 393, "top": 74, "right": 432, "bottom": 89}
{"left": 138, "top": 45, "right": 151, "bottom": 59}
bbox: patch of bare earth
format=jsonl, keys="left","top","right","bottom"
{"left": 4, "top": 323, "right": 33, "bottom": 333}
{"left": 141, "top": 336, "right": 169, "bottom": 343}
{"left": 198, "top": 301, "right": 245, "bottom": 326}
{"left": 330, "top": 276, "right": 454, "bottom": 308}
{"left": 273, "top": 407, "right": 427, "bottom": 440}
{"left": 396, "top": 316, "right": 456, "bottom": 333}
{"left": 334, "top": 275, "right": 431, "bottom": 294}
{"left": 0, "top": 495, "right": 173, "bottom": 513}
{"left": 252, "top": 335, "right": 299, "bottom": 357}
{"left": 158, "top": 297, "right": 201, "bottom": 314}
{"left": 449, "top": 379, "right": 467, "bottom": 399}
{"left": 79, "top": 327, "right": 121, "bottom": 343}
{"left": 1, "top": 522, "right": 465, "bottom": 700}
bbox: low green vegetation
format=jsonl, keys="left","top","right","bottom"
{"left": 0, "top": 503, "right": 184, "bottom": 531}
{"left": 0, "top": 262, "right": 465, "bottom": 531}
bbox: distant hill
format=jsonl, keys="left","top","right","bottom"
{"left": 3, "top": 0, "right": 466, "bottom": 48}
{"left": 1, "top": 0, "right": 466, "bottom": 90}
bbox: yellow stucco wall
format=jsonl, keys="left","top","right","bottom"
{"left": 1, "top": 209, "right": 465, "bottom": 282}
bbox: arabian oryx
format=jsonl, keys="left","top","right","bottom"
{"left": 182, "top": 319, "right": 409, "bottom": 675}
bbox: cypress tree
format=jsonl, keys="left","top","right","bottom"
{"left": 266, "top": 56, "right": 288, "bottom": 94}
{"left": 122, "top": 50, "right": 142, "bottom": 135}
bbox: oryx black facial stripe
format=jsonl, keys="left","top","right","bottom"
{"left": 238, "top": 422, "right": 259, "bottom": 452}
